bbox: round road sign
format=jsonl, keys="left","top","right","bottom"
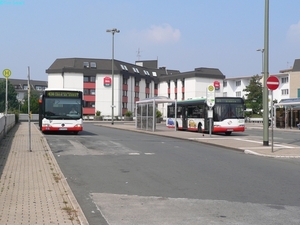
{"left": 266, "top": 76, "right": 279, "bottom": 90}
{"left": 2, "top": 69, "right": 11, "bottom": 78}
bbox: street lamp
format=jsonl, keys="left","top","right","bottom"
{"left": 256, "top": 48, "right": 264, "bottom": 74}
{"left": 106, "top": 28, "right": 120, "bottom": 125}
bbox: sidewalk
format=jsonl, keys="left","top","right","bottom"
{"left": 0, "top": 122, "right": 88, "bottom": 225}
{"left": 96, "top": 121, "right": 300, "bottom": 158}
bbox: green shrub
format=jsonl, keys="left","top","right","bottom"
{"left": 156, "top": 110, "right": 162, "bottom": 118}
{"left": 125, "top": 111, "right": 133, "bottom": 117}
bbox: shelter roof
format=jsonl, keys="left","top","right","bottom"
{"left": 136, "top": 96, "right": 176, "bottom": 104}
{"left": 274, "top": 98, "right": 300, "bottom": 107}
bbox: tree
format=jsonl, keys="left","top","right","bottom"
{"left": 243, "top": 75, "right": 263, "bottom": 114}
{"left": 22, "top": 90, "right": 40, "bottom": 114}
{"left": 0, "top": 79, "right": 19, "bottom": 113}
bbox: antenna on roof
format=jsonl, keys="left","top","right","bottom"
{"left": 136, "top": 48, "right": 142, "bottom": 60}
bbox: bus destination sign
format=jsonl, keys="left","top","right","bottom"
{"left": 215, "top": 98, "right": 243, "bottom": 103}
{"left": 46, "top": 91, "right": 79, "bottom": 97}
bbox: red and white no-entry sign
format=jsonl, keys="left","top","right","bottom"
{"left": 266, "top": 76, "right": 279, "bottom": 90}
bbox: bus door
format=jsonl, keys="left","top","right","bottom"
{"left": 182, "top": 106, "right": 188, "bottom": 130}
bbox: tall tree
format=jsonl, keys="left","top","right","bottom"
{"left": 0, "top": 79, "right": 19, "bottom": 113}
{"left": 22, "top": 90, "right": 40, "bottom": 114}
{"left": 243, "top": 75, "right": 263, "bottom": 114}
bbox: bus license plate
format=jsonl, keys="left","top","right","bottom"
{"left": 60, "top": 127, "right": 67, "bottom": 130}
{"left": 227, "top": 129, "right": 233, "bottom": 131}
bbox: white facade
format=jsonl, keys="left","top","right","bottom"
{"left": 223, "top": 73, "right": 292, "bottom": 104}
{"left": 46, "top": 58, "right": 300, "bottom": 118}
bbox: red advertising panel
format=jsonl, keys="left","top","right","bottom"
{"left": 104, "top": 76, "right": 112, "bottom": 87}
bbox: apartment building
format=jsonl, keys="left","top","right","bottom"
{"left": 46, "top": 58, "right": 225, "bottom": 118}
{"left": 223, "top": 59, "right": 300, "bottom": 104}
{"left": 0, "top": 78, "right": 48, "bottom": 102}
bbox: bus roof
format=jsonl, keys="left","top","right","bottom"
{"left": 171, "top": 97, "right": 244, "bottom": 106}
{"left": 44, "top": 88, "right": 82, "bottom": 92}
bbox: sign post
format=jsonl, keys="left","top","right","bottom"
{"left": 266, "top": 76, "right": 280, "bottom": 152}
{"left": 2, "top": 69, "right": 11, "bottom": 137}
{"left": 206, "top": 85, "right": 215, "bottom": 137}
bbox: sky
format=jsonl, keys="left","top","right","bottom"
{"left": 1, "top": 0, "right": 300, "bottom": 81}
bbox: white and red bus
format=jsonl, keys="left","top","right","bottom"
{"left": 166, "top": 97, "right": 245, "bottom": 135}
{"left": 38, "top": 89, "right": 83, "bottom": 134}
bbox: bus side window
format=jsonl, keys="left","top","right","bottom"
{"left": 177, "top": 106, "right": 182, "bottom": 118}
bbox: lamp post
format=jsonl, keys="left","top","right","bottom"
{"left": 262, "top": 0, "right": 269, "bottom": 146}
{"left": 106, "top": 28, "right": 120, "bottom": 125}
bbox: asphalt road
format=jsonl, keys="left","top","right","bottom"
{"left": 44, "top": 123, "right": 300, "bottom": 225}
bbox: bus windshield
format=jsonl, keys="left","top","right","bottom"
{"left": 44, "top": 98, "right": 82, "bottom": 119}
{"left": 213, "top": 103, "right": 244, "bottom": 121}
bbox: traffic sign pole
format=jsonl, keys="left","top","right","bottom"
{"left": 2, "top": 69, "right": 11, "bottom": 137}
{"left": 206, "top": 85, "right": 215, "bottom": 137}
{"left": 266, "top": 76, "right": 279, "bottom": 153}
{"left": 271, "top": 91, "right": 274, "bottom": 152}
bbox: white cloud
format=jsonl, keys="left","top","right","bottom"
{"left": 287, "top": 21, "right": 300, "bottom": 45}
{"left": 134, "top": 24, "right": 181, "bottom": 44}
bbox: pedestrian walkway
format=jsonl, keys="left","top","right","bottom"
{"left": 96, "top": 121, "right": 300, "bottom": 158}
{"left": 0, "top": 122, "right": 88, "bottom": 225}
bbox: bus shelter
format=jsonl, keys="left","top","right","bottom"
{"left": 135, "top": 96, "right": 177, "bottom": 132}
{"left": 274, "top": 98, "right": 300, "bottom": 129}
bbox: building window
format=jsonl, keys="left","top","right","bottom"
{"left": 90, "top": 62, "right": 96, "bottom": 68}
{"left": 281, "top": 89, "right": 289, "bottom": 95}
{"left": 23, "top": 85, "right": 28, "bottom": 90}
{"left": 175, "top": 93, "right": 177, "bottom": 100}
{"left": 90, "top": 76, "right": 96, "bottom": 82}
{"left": 84, "top": 76, "right": 95, "bottom": 82}
{"left": 154, "top": 83, "right": 158, "bottom": 89}
{"left": 143, "top": 70, "right": 150, "bottom": 75}
{"left": 83, "top": 62, "right": 89, "bottom": 68}
{"left": 182, "top": 92, "right": 185, "bottom": 100}
{"left": 236, "top": 91, "right": 241, "bottom": 97}
{"left": 123, "top": 78, "right": 128, "bottom": 85}
{"left": 182, "top": 79, "right": 185, "bottom": 87}
{"left": 135, "top": 79, "right": 139, "bottom": 87}
{"left": 146, "top": 93, "right": 150, "bottom": 98}
{"left": 167, "top": 81, "right": 170, "bottom": 89}
{"left": 133, "top": 67, "right": 140, "bottom": 73}
{"left": 123, "top": 90, "right": 127, "bottom": 96}
{"left": 122, "top": 102, "right": 127, "bottom": 109}
{"left": 236, "top": 80, "right": 241, "bottom": 87}
{"left": 281, "top": 77, "right": 288, "bottom": 83}
{"left": 84, "top": 89, "right": 95, "bottom": 95}
{"left": 121, "top": 64, "right": 128, "bottom": 70}
{"left": 223, "top": 81, "right": 227, "bottom": 87}
{"left": 84, "top": 101, "right": 95, "bottom": 107}
{"left": 35, "top": 85, "right": 45, "bottom": 91}
{"left": 146, "top": 82, "right": 150, "bottom": 88}
{"left": 174, "top": 79, "right": 177, "bottom": 88}
{"left": 135, "top": 92, "right": 139, "bottom": 98}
